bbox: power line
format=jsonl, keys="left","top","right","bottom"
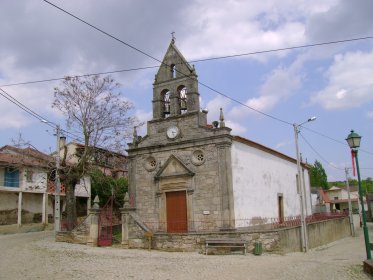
{"left": 3, "top": 34, "right": 373, "bottom": 88}
{"left": 2, "top": 1, "right": 371, "bottom": 157}
{"left": 302, "top": 126, "right": 373, "bottom": 157}
{"left": 0, "top": 87, "right": 84, "bottom": 143}
{"left": 0, "top": 66, "right": 159, "bottom": 88}
{"left": 299, "top": 132, "right": 344, "bottom": 171}
{"left": 0, "top": 87, "right": 54, "bottom": 128}
{"left": 0, "top": 87, "right": 127, "bottom": 153}
{"left": 42, "top": 0, "right": 373, "bottom": 146}
{"left": 42, "top": 0, "right": 294, "bottom": 127}
{"left": 192, "top": 36, "right": 373, "bottom": 63}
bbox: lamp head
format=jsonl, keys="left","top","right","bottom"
{"left": 346, "top": 130, "right": 362, "bottom": 149}
{"left": 308, "top": 116, "right": 317, "bottom": 122}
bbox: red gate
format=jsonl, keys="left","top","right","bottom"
{"left": 98, "top": 196, "right": 113, "bottom": 246}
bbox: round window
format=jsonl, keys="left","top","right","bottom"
{"left": 144, "top": 156, "right": 157, "bottom": 171}
{"left": 192, "top": 150, "right": 205, "bottom": 166}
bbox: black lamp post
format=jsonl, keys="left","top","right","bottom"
{"left": 346, "top": 130, "right": 371, "bottom": 260}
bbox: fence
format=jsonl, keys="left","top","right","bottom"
{"left": 138, "top": 212, "right": 349, "bottom": 233}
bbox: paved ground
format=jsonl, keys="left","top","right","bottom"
{"left": 0, "top": 225, "right": 373, "bottom": 280}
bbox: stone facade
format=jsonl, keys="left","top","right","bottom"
{"left": 126, "top": 39, "right": 311, "bottom": 237}
{"left": 127, "top": 40, "right": 235, "bottom": 233}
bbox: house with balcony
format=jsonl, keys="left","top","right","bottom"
{"left": 0, "top": 145, "right": 90, "bottom": 226}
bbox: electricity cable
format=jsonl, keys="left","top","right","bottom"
{"left": 3, "top": 1, "right": 372, "bottom": 156}
{"left": 299, "top": 132, "right": 344, "bottom": 171}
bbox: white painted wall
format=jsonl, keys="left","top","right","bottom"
{"left": 22, "top": 168, "right": 48, "bottom": 193}
{"left": 231, "top": 141, "right": 312, "bottom": 227}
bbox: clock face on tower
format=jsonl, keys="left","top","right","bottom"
{"left": 166, "top": 126, "right": 180, "bottom": 139}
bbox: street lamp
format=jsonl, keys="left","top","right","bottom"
{"left": 346, "top": 130, "right": 371, "bottom": 260}
{"left": 294, "top": 116, "right": 316, "bottom": 252}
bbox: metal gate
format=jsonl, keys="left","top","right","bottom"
{"left": 98, "top": 196, "right": 113, "bottom": 246}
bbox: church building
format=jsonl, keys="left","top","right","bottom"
{"left": 126, "top": 39, "right": 311, "bottom": 234}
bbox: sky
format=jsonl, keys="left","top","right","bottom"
{"left": 0, "top": 0, "right": 372, "bottom": 181}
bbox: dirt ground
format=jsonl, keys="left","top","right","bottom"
{"left": 0, "top": 225, "right": 373, "bottom": 280}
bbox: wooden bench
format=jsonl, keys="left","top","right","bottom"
{"left": 205, "top": 239, "right": 247, "bottom": 255}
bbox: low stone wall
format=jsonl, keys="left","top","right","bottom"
{"left": 150, "top": 231, "right": 280, "bottom": 253}
{"left": 127, "top": 216, "right": 351, "bottom": 253}
{"left": 278, "top": 217, "right": 351, "bottom": 253}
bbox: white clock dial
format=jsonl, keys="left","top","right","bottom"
{"left": 167, "top": 126, "right": 179, "bottom": 139}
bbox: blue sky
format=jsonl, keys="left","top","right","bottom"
{"left": 0, "top": 0, "right": 372, "bottom": 181}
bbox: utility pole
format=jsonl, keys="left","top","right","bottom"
{"left": 293, "top": 117, "right": 316, "bottom": 253}
{"left": 294, "top": 123, "right": 308, "bottom": 252}
{"left": 345, "top": 168, "right": 355, "bottom": 237}
{"left": 55, "top": 125, "right": 61, "bottom": 232}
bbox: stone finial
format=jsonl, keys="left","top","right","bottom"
{"left": 132, "top": 126, "right": 138, "bottom": 145}
{"left": 171, "top": 31, "right": 176, "bottom": 43}
{"left": 219, "top": 108, "right": 225, "bottom": 128}
{"left": 123, "top": 192, "right": 130, "bottom": 208}
{"left": 93, "top": 195, "right": 100, "bottom": 209}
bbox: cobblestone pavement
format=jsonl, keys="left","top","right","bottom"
{"left": 0, "top": 225, "right": 373, "bottom": 280}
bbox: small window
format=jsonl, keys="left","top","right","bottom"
{"left": 191, "top": 150, "right": 205, "bottom": 166}
{"left": 162, "top": 90, "right": 171, "bottom": 118}
{"left": 4, "top": 167, "right": 20, "bottom": 188}
{"left": 26, "top": 170, "right": 33, "bottom": 182}
{"left": 171, "top": 64, "right": 176, "bottom": 78}
{"left": 144, "top": 156, "right": 157, "bottom": 171}
{"left": 178, "top": 86, "right": 187, "bottom": 114}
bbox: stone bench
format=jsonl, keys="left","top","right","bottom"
{"left": 205, "top": 239, "right": 247, "bottom": 255}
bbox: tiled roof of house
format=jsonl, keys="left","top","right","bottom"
{"left": 0, "top": 145, "right": 54, "bottom": 168}
{"left": 319, "top": 189, "right": 331, "bottom": 203}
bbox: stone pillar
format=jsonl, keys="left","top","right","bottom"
{"left": 217, "top": 143, "right": 235, "bottom": 229}
{"left": 86, "top": 197, "right": 91, "bottom": 216}
{"left": 170, "top": 89, "right": 180, "bottom": 117}
{"left": 42, "top": 193, "right": 47, "bottom": 224}
{"left": 17, "top": 192, "right": 22, "bottom": 226}
{"left": 87, "top": 196, "right": 101, "bottom": 247}
{"left": 120, "top": 193, "right": 136, "bottom": 248}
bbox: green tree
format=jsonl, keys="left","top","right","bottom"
{"left": 365, "top": 177, "right": 373, "bottom": 193}
{"left": 90, "top": 169, "right": 128, "bottom": 209}
{"left": 310, "top": 160, "right": 328, "bottom": 189}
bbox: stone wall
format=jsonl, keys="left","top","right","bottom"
{"left": 278, "top": 217, "right": 351, "bottom": 253}
{"left": 126, "top": 216, "right": 351, "bottom": 254}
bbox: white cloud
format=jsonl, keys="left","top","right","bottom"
{"left": 134, "top": 109, "right": 152, "bottom": 136}
{"left": 226, "top": 120, "right": 247, "bottom": 136}
{"left": 205, "top": 95, "right": 232, "bottom": 123}
{"left": 181, "top": 0, "right": 312, "bottom": 61}
{"left": 275, "top": 140, "right": 293, "bottom": 149}
{"left": 229, "top": 66, "right": 302, "bottom": 120}
{"left": 311, "top": 51, "right": 373, "bottom": 110}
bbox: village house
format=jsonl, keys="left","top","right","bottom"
{"left": 58, "top": 138, "right": 128, "bottom": 178}
{"left": 125, "top": 39, "right": 312, "bottom": 235}
{"left": 0, "top": 145, "right": 90, "bottom": 226}
{"left": 315, "top": 186, "right": 360, "bottom": 214}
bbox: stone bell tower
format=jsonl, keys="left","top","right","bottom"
{"left": 127, "top": 38, "right": 234, "bottom": 235}
{"left": 152, "top": 38, "right": 200, "bottom": 119}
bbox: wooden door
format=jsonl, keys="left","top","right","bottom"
{"left": 166, "top": 191, "right": 187, "bottom": 233}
